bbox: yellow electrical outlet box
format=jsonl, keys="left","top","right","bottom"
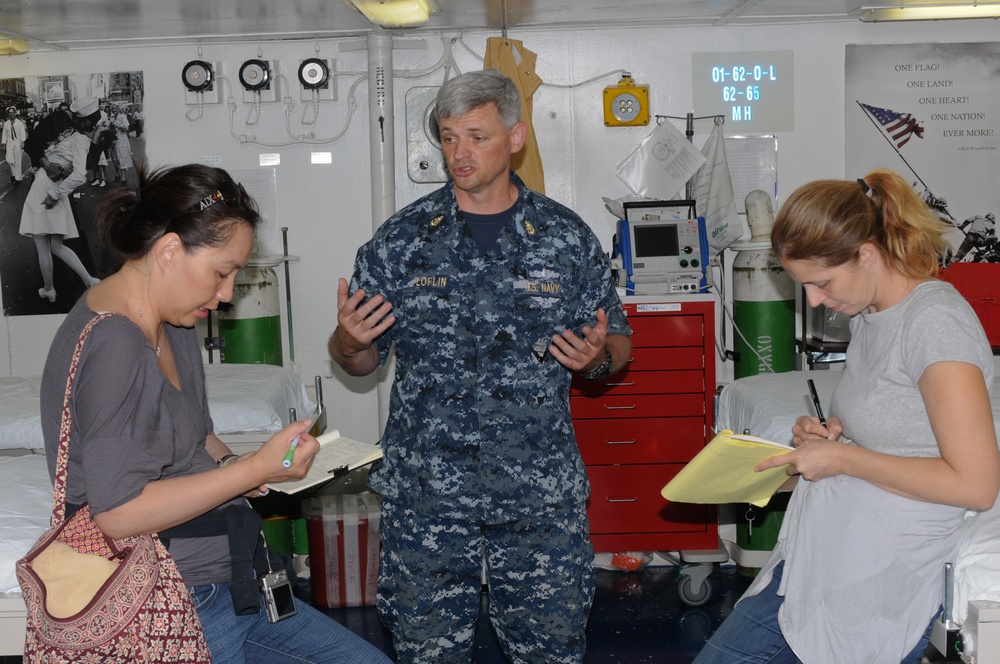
{"left": 603, "top": 75, "right": 650, "bottom": 127}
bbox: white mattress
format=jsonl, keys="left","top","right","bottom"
{"left": 0, "top": 455, "right": 53, "bottom": 594}
{"left": 717, "top": 363, "right": 1000, "bottom": 445}
{"left": 716, "top": 370, "right": 842, "bottom": 445}
{"left": 0, "top": 363, "right": 316, "bottom": 450}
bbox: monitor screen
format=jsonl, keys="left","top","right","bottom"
{"left": 633, "top": 224, "right": 680, "bottom": 258}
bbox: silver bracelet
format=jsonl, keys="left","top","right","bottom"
{"left": 217, "top": 454, "right": 239, "bottom": 467}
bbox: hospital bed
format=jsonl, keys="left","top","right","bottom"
{"left": 0, "top": 362, "right": 323, "bottom": 656}
{"left": 716, "top": 359, "right": 1000, "bottom": 663}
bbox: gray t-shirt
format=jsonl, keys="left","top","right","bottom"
{"left": 744, "top": 280, "right": 994, "bottom": 663}
{"left": 836, "top": 280, "right": 994, "bottom": 456}
{"left": 41, "top": 297, "right": 231, "bottom": 585}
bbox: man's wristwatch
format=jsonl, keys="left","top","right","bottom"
{"left": 581, "top": 347, "right": 613, "bottom": 381}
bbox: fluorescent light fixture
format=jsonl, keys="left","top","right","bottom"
{"left": 860, "top": 4, "right": 1000, "bottom": 21}
{"left": 346, "top": 0, "right": 430, "bottom": 27}
{"left": 0, "top": 37, "right": 28, "bottom": 56}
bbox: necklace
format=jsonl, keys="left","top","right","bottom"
{"left": 135, "top": 305, "right": 162, "bottom": 357}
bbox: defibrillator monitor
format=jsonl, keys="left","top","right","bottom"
{"left": 615, "top": 200, "right": 708, "bottom": 295}
{"left": 633, "top": 223, "right": 681, "bottom": 261}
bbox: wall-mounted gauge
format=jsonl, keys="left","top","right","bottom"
{"left": 297, "top": 58, "right": 337, "bottom": 102}
{"left": 239, "top": 59, "right": 272, "bottom": 91}
{"left": 182, "top": 60, "right": 215, "bottom": 93}
{"left": 298, "top": 58, "right": 330, "bottom": 90}
{"left": 182, "top": 60, "right": 221, "bottom": 105}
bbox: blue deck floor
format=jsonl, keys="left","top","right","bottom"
{"left": 0, "top": 564, "right": 956, "bottom": 662}
{"left": 319, "top": 564, "right": 754, "bottom": 663}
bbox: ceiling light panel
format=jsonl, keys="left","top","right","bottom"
{"left": 859, "top": 3, "right": 1000, "bottom": 21}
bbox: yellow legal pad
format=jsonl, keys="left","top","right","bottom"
{"left": 661, "top": 429, "right": 795, "bottom": 508}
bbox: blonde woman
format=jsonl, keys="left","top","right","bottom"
{"left": 695, "top": 169, "right": 999, "bottom": 664}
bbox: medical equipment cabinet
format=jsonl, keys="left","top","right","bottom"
{"left": 570, "top": 295, "right": 717, "bottom": 552}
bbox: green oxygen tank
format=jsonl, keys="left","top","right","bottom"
{"left": 216, "top": 262, "right": 283, "bottom": 366}
{"left": 731, "top": 191, "right": 795, "bottom": 378}
{"left": 732, "top": 192, "right": 796, "bottom": 571}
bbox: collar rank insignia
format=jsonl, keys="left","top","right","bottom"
{"left": 429, "top": 214, "right": 445, "bottom": 228}
{"left": 532, "top": 337, "right": 549, "bottom": 363}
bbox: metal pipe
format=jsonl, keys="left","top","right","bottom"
{"left": 281, "top": 227, "right": 294, "bottom": 364}
{"left": 685, "top": 112, "right": 695, "bottom": 199}
{"left": 314, "top": 376, "right": 324, "bottom": 411}
{"left": 943, "top": 562, "right": 955, "bottom": 625}
{"left": 366, "top": 32, "right": 396, "bottom": 437}
{"left": 367, "top": 32, "right": 396, "bottom": 233}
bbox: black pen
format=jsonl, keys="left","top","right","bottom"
{"left": 807, "top": 379, "right": 827, "bottom": 428}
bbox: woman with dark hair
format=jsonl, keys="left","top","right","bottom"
{"left": 694, "top": 168, "right": 999, "bottom": 664}
{"left": 40, "top": 162, "right": 392, "bottom": 663}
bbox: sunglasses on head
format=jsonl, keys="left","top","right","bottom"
{"left": 180, "top": 180, "right": 246, "bottom": 216}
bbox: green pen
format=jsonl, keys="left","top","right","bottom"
{"left": 281, "top": 435, "right": 301, "bottom": 468}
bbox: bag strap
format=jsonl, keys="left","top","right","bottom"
{"left": 51, "top": 312, "right": 117, "bottom": 526}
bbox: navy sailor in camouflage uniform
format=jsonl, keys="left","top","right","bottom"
{"left": 329, "top": 69, "right": 632, "bottom": 664}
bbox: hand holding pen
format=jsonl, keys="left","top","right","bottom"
{"left": 262, "top": 421, "right": 316, "bottom": 481}
{"left": 800, "top": 379, "right": 842, "bottom": 443}
{"left": 217, "top": 422, "right": 314, "bottom": 498}
{"left": 282, "top": 435, "right": 301, "bottom": 468}
{"left": 807, "top": 379, "right": 827, "bottom": 428}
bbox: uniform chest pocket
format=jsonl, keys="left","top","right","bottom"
{"left": 393, "top": 277, "right": 469, "bottom": 380}
{"left": 398, "top": 281, "right": 463, "bottom": 328}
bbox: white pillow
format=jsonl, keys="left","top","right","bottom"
{"left": 204, "top": 364, "right": 317, "bottom": 434}
{"left": 0, "top": 376, "right": 44, "bottom": 450}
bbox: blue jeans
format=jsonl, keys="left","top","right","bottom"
{"left": 692, "top": 561, "right": 933, "bottom": 664}
{"left": 189, "top": 582, "right": 392, "bottom": 664}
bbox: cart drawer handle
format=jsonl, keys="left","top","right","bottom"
{"left": 604, "top": 381, "right": 635, "bottom": 387}
{"left": 606, "top": 497, "right": 638, "bottom": 503}
{"left": 603, "top": 404, "right": 637, "bottom": 410}
{"left": 605, "top": 439, "right": 637, "bottom": 446}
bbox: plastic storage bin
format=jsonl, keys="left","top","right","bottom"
{"left": 301, "top": 493, "right": 382, "bottom": 608}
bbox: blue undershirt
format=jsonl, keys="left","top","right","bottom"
{"left": 463, "top": 203, "right": 517, "bottom": 254}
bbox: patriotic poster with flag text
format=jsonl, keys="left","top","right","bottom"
{"left": 846, "top": 42, "right": 1000, "bottom": 262}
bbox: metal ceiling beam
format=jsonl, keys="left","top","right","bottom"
{"left": 714, "top": 0, "right": 763, "bottom": 26}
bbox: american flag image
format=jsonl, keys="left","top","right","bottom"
{"left": 860, "top": 103, "right": 925, "bottom": 148}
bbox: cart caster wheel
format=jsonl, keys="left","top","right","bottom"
{"left": 678, "top": 574, "right": 713, "bottom": 607}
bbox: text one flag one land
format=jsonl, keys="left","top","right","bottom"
{"left": 861, "top": 103, "right": 925, "bottom": 149}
